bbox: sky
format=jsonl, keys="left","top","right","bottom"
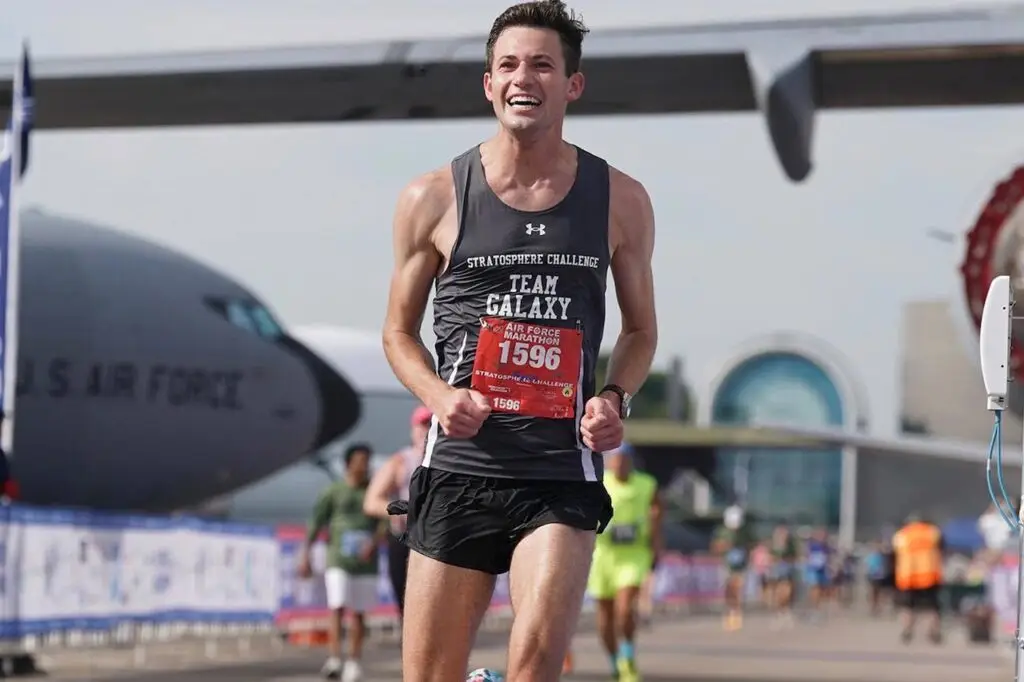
{"left": 4, "top": 0, "right": 1021, "bottom": 436}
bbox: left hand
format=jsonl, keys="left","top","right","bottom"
{"left": 580, "top": 394, "right": 624, "bottom": 452}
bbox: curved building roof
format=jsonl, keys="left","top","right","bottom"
{"left": 699, "top": 332, "right": 870, "bottom": 432}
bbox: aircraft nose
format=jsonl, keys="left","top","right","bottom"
{"left": 277, "top": 334, "right": 361, "bottom": 450}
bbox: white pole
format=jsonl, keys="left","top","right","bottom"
{"left": 1015, "top": 423, "right": 1024, "bottom": 682}
{"left": 0, "top": 47, "right": 25, "bottom": 461}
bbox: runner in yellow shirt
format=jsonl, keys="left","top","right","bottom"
{"left": 583, "top": 443, "right": 663, "bottom": 681}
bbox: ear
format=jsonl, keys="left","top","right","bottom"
{"left": 483, "top": 71, "right": 494, "bottom": 103}
{"left": 566, "top": 71, "right": 585, "bottom": 103}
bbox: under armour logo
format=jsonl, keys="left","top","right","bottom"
{"left": 525, "top": 223, "right": 546, "bottom": 235}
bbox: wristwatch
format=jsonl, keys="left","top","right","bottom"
{"left": 599, "top": 383, "right": 632, "bottom": 419}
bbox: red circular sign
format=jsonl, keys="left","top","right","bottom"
{"left": 961, "top": 166, "right": 1024, "bottom": 377}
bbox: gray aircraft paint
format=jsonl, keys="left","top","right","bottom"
{"left": 13, "top": 209, "right": 360, "bottom": 511}
{"left": 224, "top": 326, "right": 420, "bottom": 525}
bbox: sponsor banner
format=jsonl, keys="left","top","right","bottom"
{"left": 0, "top": 505, "right": 278, "bottom": 639}
{"left": 989, "top": 553, "right": 1019, "bottom": 633}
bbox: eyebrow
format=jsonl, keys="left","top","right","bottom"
{"left": 498, "top": 53, "right": 555, "bottom": 63}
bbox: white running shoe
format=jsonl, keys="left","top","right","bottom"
{"left": 342, "top": 659, "right": 364, "bottom": 682}
{"left": 321, "top": 656, "right": 343, "bottom": 679}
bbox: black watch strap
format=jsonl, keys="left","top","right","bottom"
{"left": 599, "top": 383, "right": 628, "bottom": 418}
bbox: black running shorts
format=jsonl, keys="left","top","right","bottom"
{"left": 391, "top": 466, "right": 613, "bottom": 576}
{"left": 897, "top": 585, "right": 941, "bottom": 612}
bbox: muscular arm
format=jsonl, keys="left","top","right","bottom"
{"left": 382, "top": 170, "right": 454, "bottom": 412}
{"left": 602, "top": 170, "right": 658, "bottom": 400}
{"left": 363, "top": 455, "right": 401, "bottom": 519}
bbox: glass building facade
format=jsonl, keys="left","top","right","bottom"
{"left": 710, "top": 351, "right": 845, "bottom": 527}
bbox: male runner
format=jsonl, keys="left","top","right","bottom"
{"left": 380, "top": 2, "right": 658, "bottom": 680}
{"left": 586, "top": 443, "right": 662, "bottom": 681}
{"left": 711, "top": 505, "right": 754, "bottom": 631}
{"left": 803, "top": 527, "right": 833, "bottom": 620}
{"left": 765, "top": 524, "right": 798, "bottom": 628}
{"left": 892, "top": 513, "right": 944, "bottom": 644}
{"left": 363, "top": 405, "right": 432, "bottom": 618}
{"left": 299, "top": 444, "right": 388, "bottom": 682}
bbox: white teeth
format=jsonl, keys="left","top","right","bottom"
{"left": 508, "top": 96, "right": 540, "bottom": 107}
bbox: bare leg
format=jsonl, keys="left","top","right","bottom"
{"left": 329, "top": 608, "right": 344, "bottom": 660}
{"left": 505, "top": 525, "right": 595, "bottom": 682}
{"left": 401, "top": 551, "right": 496, "bottom": 682}
{"left": 901, "top": 608, "right": 916, "bottom": 641}
{"left": 615, "top": 587, "right": 640, "bottom": 646}
{"left": 596, "top": 598, "right": 617, "bottom": 658}
{"left": 349, "top": 612, "right": 365, "bottom": 660}
{"left": 639, "top": 573, "right": 654, "bottom": 625}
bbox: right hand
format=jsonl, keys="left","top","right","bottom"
{"left": 297, "top": 551, "right": 312, "bottom": 579}
{"left": 434, "top": 388, "right": 491, "bottom": 439}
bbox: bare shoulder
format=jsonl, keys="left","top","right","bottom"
{"left": 607, "top": 165, "right": 655, "bottom": 254}
{"left": 395, "top": 166, "right": 455, "bottom": 231}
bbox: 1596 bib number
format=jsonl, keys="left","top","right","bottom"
{"left": 497, "top": 340, "right": 562, "bottom": 371}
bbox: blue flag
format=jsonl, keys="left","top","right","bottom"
{"left": 0, "top": 44, "right": 34, "bottom": 432}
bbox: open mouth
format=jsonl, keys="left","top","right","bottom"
{"left": 506, "top": 95, "right": 542, "bottom": 110}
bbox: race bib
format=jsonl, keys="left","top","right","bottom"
{"left": 470, "top": 317, "right": 583, "bottom": 419}
{"left": 609, "top": 524, "right": 639, "bottom": 545}
{"left": 726, "top": 548, "right": 747, "bottom": 568}
{"left": 808, "top": 552, "right": 827, "bottom": 569}
{"left": 339, "top": 530, "right": 372, "bottom": 558}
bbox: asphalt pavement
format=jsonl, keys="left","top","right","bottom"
{"left": 34, "top": 609, "right": 1016, "bottom": 682}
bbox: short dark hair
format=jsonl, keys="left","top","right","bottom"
{"left": 486, "top": 1, "right": 589, "bottom": 75}
{"left": 343, "top": 443, "right": 372, "bottom": 467}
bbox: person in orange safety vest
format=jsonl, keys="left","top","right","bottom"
{"left": 891, "top": 513, "right": 945, "bottom": 644}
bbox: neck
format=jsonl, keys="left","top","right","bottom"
{"left": 490, "top": 124, "right": 567, "bottom": 180}
{"left": 345, "top": 474, "right": 361, "bottom": 487}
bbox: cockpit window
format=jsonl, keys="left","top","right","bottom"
{"left": 250, "top": 305, "right": 284, "bottom": 339}
{"left": 205, "top": 297, "right": 285, "bottom": 341}
{"left": 227, "top": 301, "right": 257, "bottom": 333}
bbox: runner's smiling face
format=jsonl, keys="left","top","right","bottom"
{"left": 484, "top": 26, "right": 584, "bottom": 135}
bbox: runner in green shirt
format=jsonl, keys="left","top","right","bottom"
{"left": 299, "top": 444, "right": 388, "bottom": 681}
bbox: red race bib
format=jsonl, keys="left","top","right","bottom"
{"left": 470, "top": 317, "right": 583, "bottom": 420}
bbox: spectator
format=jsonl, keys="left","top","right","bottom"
{"left": 892, "top": 512, "right": 944, "bottom": 644}
{"left": 299, "top": 443, "right": 388, "bottom": 682}
{"left": 363, "top": 405, "right": 432, "bottom": 620}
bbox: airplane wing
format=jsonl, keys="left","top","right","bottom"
{"left": 2, "top": 6, "right": 1024, "bottom": 181}
{"left": 748, "top": 422, "right": 1016, "bottom": 465}
{"left": 625, "top": 418, "right": 1015, "bottom": 465}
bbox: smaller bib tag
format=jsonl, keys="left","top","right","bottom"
{"left": 808, "top": 552, "right": 828, "bottom": 569}
{"left": 726, "top": 548, "right": 747, "bottom": 568}
{"left": 609, "top": 524, "right": 639, "bottom": 545}
{"left": 340, "top": 530, "right": 372, "bottom": 558}
{"left": 470, "top": 317, "right": 583, "bottom": 419}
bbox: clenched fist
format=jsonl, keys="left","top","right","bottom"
{"left": 435, "top": 388, "right": 491, "bottom": 439}
{"left": 580, "top": 395, "right": 623, "bottom": 452}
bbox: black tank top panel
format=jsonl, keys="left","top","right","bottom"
{"left": 425, "top": 144, "right": 610, "bottom": 481}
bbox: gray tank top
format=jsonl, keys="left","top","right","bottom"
{"left": 423, "top": 144, "right": 610, "bottom": 482}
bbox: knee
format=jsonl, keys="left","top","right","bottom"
{"left": 507, "top": 633, "right": 565, "bottom": 682}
